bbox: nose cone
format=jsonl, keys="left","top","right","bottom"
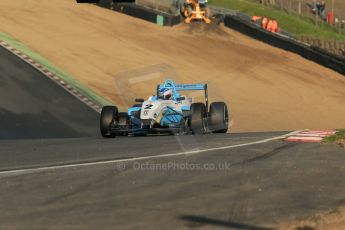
{"left": 140, "top": 101, "right": 157, "bottom": 119}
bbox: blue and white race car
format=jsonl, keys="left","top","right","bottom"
{"left": 100, "top": 79, "right": 229, "bottom": 137}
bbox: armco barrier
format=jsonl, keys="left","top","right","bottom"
{"left": 224, "top": 15, "right": 345, "bottom": 76}
{"left": 112, "top": 3, "right": 181, "bottom": 26}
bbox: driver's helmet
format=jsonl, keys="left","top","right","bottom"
{"left": 159, "top": 88, "right": 173, "bottom": 100}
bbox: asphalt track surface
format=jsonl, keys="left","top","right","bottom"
{"left": 1, "top": 136, "right": 345, "bottom": 229}
{"left": 1, "top": 44, "right": 345, "bottom": 229}
{"left": 0, "top": 46, "right": 98, "bottom": 139}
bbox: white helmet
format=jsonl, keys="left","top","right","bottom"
{"left": 163, "top": 89, "right": 173, "bottom": 100}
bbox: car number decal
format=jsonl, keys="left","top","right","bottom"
{"left": 144, "top": 104, "right": 153, "bottom": 109}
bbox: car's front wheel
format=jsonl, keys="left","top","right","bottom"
{"left": 100, "top": 106, "right": 118, "bottom": 138}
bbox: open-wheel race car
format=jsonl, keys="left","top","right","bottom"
{"left": 100, "top": 79, "right": 229, "bottom": 137}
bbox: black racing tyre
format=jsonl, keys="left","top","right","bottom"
{"left": 190, "top": 103, "right": 206, "bottom": 134}
{"left": 209, "top": 102, "right": 229, "bottom": 133}
{"left": 100, "top": 106, "right": 118, "bottom": 138}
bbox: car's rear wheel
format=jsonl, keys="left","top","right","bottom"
{"left": 208, "top": 102, "right": 229, "bottom": 133}
{"left": 190, "top": 103, "right": 206, "bottom": 134}
{"left": 100, "top": 106, "right": 118, "bottom": 138}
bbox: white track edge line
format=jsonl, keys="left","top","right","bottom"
{"left": 0, "top": 131, "right": 300, "bottom": 176}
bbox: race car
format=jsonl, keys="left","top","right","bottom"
{"left": 100, "top": 79, "right": 229, "bottom": 137}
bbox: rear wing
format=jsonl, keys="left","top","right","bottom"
{"left": 157, "top": 79, "right": 209, "bottom": 108}
{"left": 157, "top": 84, "right": 207, "bottom": 91}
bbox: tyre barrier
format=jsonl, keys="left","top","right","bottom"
{"left": 112, "top": 3, "right": 181, "bottom": 26}
{"left": 224, "top": 15, "right": 345, "bottom": 76}
{"left": 77, "top": 0, "right": 181, "bottom": 26}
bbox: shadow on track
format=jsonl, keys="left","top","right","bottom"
{"left": 233, "top": 142, "right": 299, "bottom": 166}
{"left": 180, "top": 215, "right": 273, "bottom": 230}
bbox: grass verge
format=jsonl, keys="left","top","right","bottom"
{"left": 209, "top": 0, "right": 345, "bottom": 40}
{"left": 0, "top": 32, "right": 112, "bottom": 107}
{"left": 323, "top": 129, "right": 345, "bottom": 147}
